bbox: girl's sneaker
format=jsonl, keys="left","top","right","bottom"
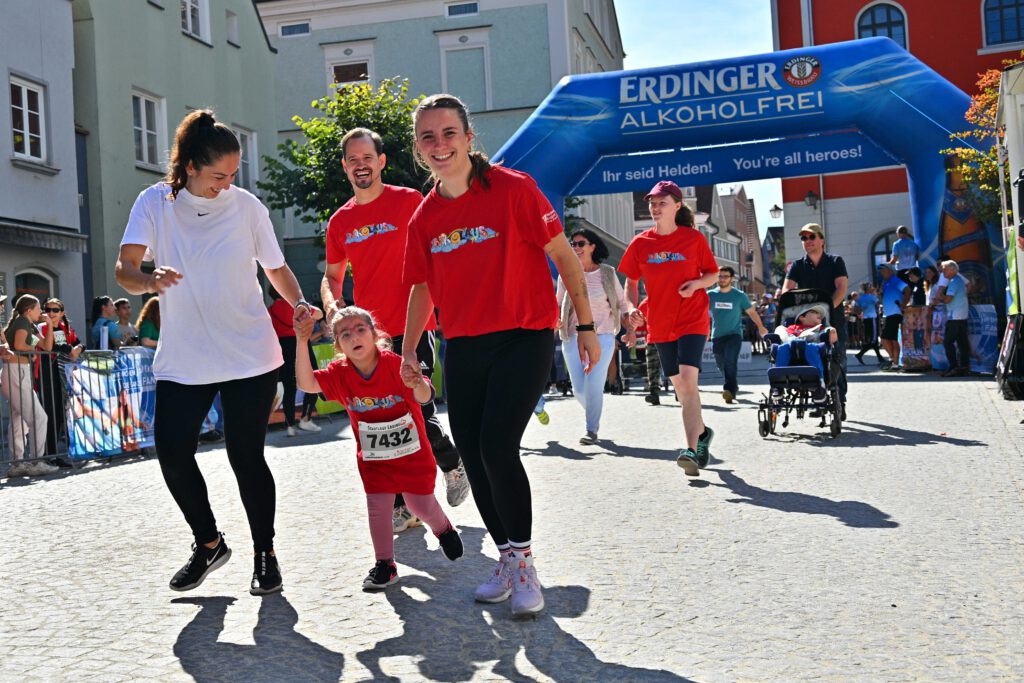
{"left": 510, "top": 553, "right": 544, "bottom": 618}
{"left": 363, "top": 560, "right": 398, "bottom": 591}
{"left": 169, "top": 533, "right": 231, "bottom": 591}
{"left": 474, "top": 555, "right": 513, "bottom": 603}
{"left": 437, "top": 526, "right": 464, "bottom": 560}
{"left": 677, "top": 448, "right": 700, "bottom": 477}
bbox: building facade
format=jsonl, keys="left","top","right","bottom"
{"left": 256, "top": 0, "right": 628, "bottom": 291}
{"left": 72, "top": 0, "right": 278, "bottom": 316}
{"left": 772, "top": 0, "right": 1016, "bottom": 289}
{"left": 1, "top": 0, "right": 87, "bottom": 327}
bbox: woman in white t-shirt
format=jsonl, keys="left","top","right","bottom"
{"left": 115, "top": 110, "right": 316, "bottom": 597}
{"left": 556, "top": 228, "right": 635, "bottom": 445}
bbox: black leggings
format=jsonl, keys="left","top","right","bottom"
{"left": 278, "top": 336, "right": 318, "bottom": 426}
{"left": 445, "top": 328, "right": 552, "bottom": 546}
{"left": 856, "top": 318, "right": 883, "bottom": 361}
{"left": 155, "top": 367, "right": 279, "bottom": 551}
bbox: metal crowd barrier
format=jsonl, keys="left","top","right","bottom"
{"left": 1, "top": 348, "right": 156, "bottom": 475}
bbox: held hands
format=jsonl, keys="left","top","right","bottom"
{"left": 146, "top": 267, "right": 183, "bottom": 295}
{"left": 577, "top": 330, "right": 602, "bottom": 374}
{"left": 627, "top": 308, "right": 645, "bottom": 329}
{"left": 400, "top": 362, "right": 427, "bottom": 389}
{"left": 292, "top": 302, "right": 322, "bottom": 341}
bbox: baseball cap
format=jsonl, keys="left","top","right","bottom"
{"left": 877, "top": 262, "right": 894, "bottom": 272}
{"left": 644, "top": 181, "right": 683, "bottom": 201}
{"left": 799, "top": 223, "right": 824, "bottom": 238}
{"left": 0, "top": 293, "right": 6, "bottom": 306}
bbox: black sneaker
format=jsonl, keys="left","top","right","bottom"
{"left": 199, "top": 430, "right": 224, "bottom": 444}
{"left": 169, "top": 533, "right": 231, "bottom": 591}
{"left": 250, "top": 551, "right": 283, "bottom": 595}
{"left": 645, "top": 393, "right": 660, "bottom": 406}
{"left": 363, "top": 560, "right": 398, "bottom": 591}
{"left": 695, "top": 426, "right": 714, "bottom": 468}
{"left": 437, "top": 526, "right": 464, "bottom": 560}
{"left": 811, "top": 386, "right": 828, "bottom": 403}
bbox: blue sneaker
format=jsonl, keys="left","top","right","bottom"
{"left": 677, "top": 448, "right": 700, "bottom": 476}
{"left": 695, "top": 426, "right": 714, "bottom": 468}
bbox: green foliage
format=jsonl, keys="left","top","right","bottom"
{"left": 258, "top": 78, "right": 430, "bottom": 232}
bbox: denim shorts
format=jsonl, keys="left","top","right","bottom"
{"left": 655, "top": 334, "right": 707, "bottom": 376}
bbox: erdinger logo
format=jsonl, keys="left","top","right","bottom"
{"left": 430, "top": 226, "right": 498, "bottom": 254}
{"left": 347, "top": 395, "right": 404, "bottom": 413}
{"left": 647, "top": 252, "right": 687, "bottom": 264}
{"left": 345, "top": 222, "right": 397, "bottom": 244}
{"left": 783, "top": 56, "right": 821, "bottom": 87}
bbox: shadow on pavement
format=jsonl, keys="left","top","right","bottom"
{"left": 522, "top": 439, "right": 679, "bottom": 462}
{"left": 355, "top": 526, "right": 693, "bottom": 683}
{"left": 705, "top": 469, "right": 899, "bottom": 529}
{"left": 172, "top": 594, "right": 344, "bottom": 683}
{"left": 772, "top": 419, "right": 985, "bottom": 449}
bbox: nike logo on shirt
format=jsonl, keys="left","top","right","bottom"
{"left": 198, "top": 212, "right": 210, "bottom": 217}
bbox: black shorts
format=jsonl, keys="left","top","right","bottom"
{"left": 655, "top": 334, "right": 706, "bottom": 376}
{"left": 881, "top": 314, "right": 902, "bottom": 341}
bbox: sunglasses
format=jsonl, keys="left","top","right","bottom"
{"left": 571, "top": 241, "right": 590, "bottom": 248}
{"left": 799, "top": 234, "right": 819, "bottom": 241}
{"left": 44, "top": 307, "right": 63, "bottom": 313}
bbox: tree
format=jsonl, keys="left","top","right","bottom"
{"left": 942, "top": 55, "right": 1022, "bottom": 227}
{"left": 258, "top": 78, "right": 429, "bottom": 230}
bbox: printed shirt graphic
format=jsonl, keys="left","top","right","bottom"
{"left": 708, "top": 287, "right": 752, "bottom": 339}
{"left": 313, "top": 350, "right": 436, "bottom": 494}
{"left": 326, "top": 185, "right": 434, "bottom": 338}
{"left": 619, "top": 226, "right": 718, "bottom": 343}
{"left": 404, "top": 166, "right": 562, "bottom": 338}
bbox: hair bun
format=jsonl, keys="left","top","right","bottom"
{"left": 194, "top": 110, "right": 217, "bottom": 128}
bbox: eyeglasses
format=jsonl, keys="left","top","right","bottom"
{"left": 717, "top": 275, "right": 731, "bottom": 279}
{"left": 571, "top": 241, "right": 590, "bottom": 248}
{"left": 799, "top": 234, "right": 819, "bottom": 241}
{"left": 337, "top": 324, "right": 371, "bottom": 341}
{"left": 44, "top": 308, "right": 63, "bottom": 313}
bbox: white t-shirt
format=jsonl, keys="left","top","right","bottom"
{"left": 120, "top": 183, "right": 286, "bottom": 384}
{"left": 928, "top": 273, "right": 949, "bottom": 306}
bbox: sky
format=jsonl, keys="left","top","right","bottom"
{"left": 616, "top": 1, "right": 782, "bottom": 238}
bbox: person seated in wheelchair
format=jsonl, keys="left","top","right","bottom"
{"left": 770, "top": 305, "right": 838, "bottom": 404}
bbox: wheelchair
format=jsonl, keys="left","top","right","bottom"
{"left": 757, "top": 289, "right": 844, "bottom": 438}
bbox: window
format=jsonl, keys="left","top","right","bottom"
{"left": 857, "top": 3, "right": 907, "bottom": 48}
{"left": 226, "top": 10, "right": 239, "bottom": 45}
{"left": 132, "top": 91, "right": 165, "bottom": 169}
{"left": 180, "top": 0, "right": 208, "bottom": 40}
{"left": 10, "top": 77, "right": 46, "bottom": 161}
{"left": 870, "top": 231, "right": 898, "bottom": 280}
{"left": 446, "top": 2, "right": 479, "bottom": 17}
{"left": 985, "top": 0, "right": 1024, "bottom": 45}
{"left": 332, "top": 63, "right": 369, "bottom": 84}
{"left": 232, "top": 126, "right": 257, "bottom": 191}
{"left": 324, "top": 40, "right": 375, "bottom": 88}
{"left": 280, "top": 22, "right": 310, "bottom": 37}
{"left": 438, "top": 27, "right": 492, "bottom": 110}
{"left": 15, "top": 269, "right": 54, "bottom": 303}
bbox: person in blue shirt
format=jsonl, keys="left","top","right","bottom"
{"left": 889, "top": 225, "right": 920, "bottom": 279}
{"left": 854, "top": 282, "right": 883, "bottom": 365}
{"left": 940, "top": 260, "right": 971, "bottom": 376}
{"left": 878, "top": 263, "right": 910, "bottom": 370}
{"left": 707, "top": 267, "right": 768, "bottom": 403}
{"left": 90, "top": 295, "right": 123, "bottom": 350}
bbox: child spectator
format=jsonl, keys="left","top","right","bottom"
{"left": 771, "top": 306, "right": 838, "bottom": 403}
{"left": 295, "top": 306, "right": 463, "bottom": 590}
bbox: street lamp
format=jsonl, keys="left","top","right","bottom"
{"left": 769, "top": 204, "right": 783, "bottom": 219}
{"left": 804, "top": 190, "right": 819, "bottom": 210}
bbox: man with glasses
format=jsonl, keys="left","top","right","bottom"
{"left": 708, "top": 267, "right": 768, "bottom": 403}
{"left": 782, "top": 223, "right": 849, "bottom": 413}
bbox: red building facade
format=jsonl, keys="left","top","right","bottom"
{"left": 772, "top": 0, "right": 1022, "bottom": 286}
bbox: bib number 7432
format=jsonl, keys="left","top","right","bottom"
{"left": 359, "top": 413, "right": 420, "bottom": 461}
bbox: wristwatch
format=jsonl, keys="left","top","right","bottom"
{"left": 295, "top": 298, "right": 312, "bottom": 311}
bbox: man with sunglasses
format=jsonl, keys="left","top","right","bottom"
{"left": 782, "top": 223, "right": 849, "bottom": 412}
{"left": 708, "top": 267, "right": 768, "bottom": 403}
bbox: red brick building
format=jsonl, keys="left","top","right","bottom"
{"left": 771, "top": 0, "right": 1020, "bottom": 287}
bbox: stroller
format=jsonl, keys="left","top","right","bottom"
{"left": 757, "top": 288, "right": 844, "bottom": 438}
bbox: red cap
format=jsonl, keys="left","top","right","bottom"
{"left": 644, "top": 180, "right": 682, "bottom": 201}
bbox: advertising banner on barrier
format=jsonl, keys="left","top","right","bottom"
{"left": 701, "top": 341, "right": 752, "bottom": 365}
{"left": 64, "top": 350, "right": 156, "bottom": 459}
{"left": 929, "top": 304, "right": 998, "bottom": 374}
{"left": 313, "top": 343, "right": 345, "bottom": 415}
{"left": 900, "top": 306, "right": 931, "bottom": 370}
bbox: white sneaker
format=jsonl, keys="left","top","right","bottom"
{"left": 510, "top": 552, "right": 544, "bottom": 618}
{"left": 27, "top": 461, "right": 59, "bottom": 476}
{"left": 392, "top": 505, "right": 421, "bottom": 533}
{"left": 444, "top": 463, "right": 470, "bottom": 507}
{"left": 6, "top": 461, "right": 28, "bottom": 478}
{"left": 298, "top": 418, "right": 321, "bottom": 433}
{"left": 286, "top": 426, "right": 297, "bottom": 437}
{"left": 474, "top": 554, "right": 513, "bottom": 603}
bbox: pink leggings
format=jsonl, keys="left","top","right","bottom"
{"left": 367, "top": 492, "right": 451, "bottom": 561}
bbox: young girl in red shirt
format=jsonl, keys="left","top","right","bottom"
{"left": 295, "top": 306, "right": 463, "bottom": 591}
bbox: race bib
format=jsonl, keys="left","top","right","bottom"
{"left": 714, "top": 302, "right": 734, "bottom": 310}
{"left": 359, "top": 413, "right": 420, "bottom": 461}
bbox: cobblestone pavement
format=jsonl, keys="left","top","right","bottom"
{"left": 2, "top": 354, "right": 1023, "bottom": 682}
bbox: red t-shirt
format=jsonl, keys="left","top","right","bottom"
{"left": 313, "top": 350, "right": 436, "bottom": 495}
{"left": 619, "top": 227, "right": 718, "bottom": 343}
{"left": 268, "top": 298, "right": 295, "bottom": 338}
{"left": 325, "top": 185, "right": 435, "bottom": 338}
{"left": 403, "top": 166, "right": 562, "bottom": 339}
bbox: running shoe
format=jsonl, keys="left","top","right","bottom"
{"left": 695, "top": 426, "right": 715, "bottom": 468}
{"left": 169, "top": 533, "right": 231, "bottom": 591}
{"left": 286, "top": 426, "right": 297, "bottom": 437}
{"left": 363, "top": 560, "right": 398, "bottom": 591}
{"left": 510, "top": 554, "right": 544, "bottom": 618}
{"left": 534, "top": 410, "right": 550, "bottom": 425}
{"left": 579, "top": 431, "right": 598, "bottom": 445}
{"left": 474, "top": 555, "right": 513, "bottom": 603}
{"left": 298, "top": 418, "right": 321, "bottom": 433}
{"left": 437, "top": 525, "right": 464, "bottom": 560}
{"left": 677, "top": 448, "right": 700, "bottom": 476}
{"left": 645, "top": 393, "right": 660, "bottom": 406}
{"left": 250, "top": 551, "right": 283, "bottom": 595}
{"left": 444, "top": 463, "right": 470, "bottom": 507}
{"left": 722, "top": 389, "right": 735, "bottom": 404}
{"left": 392, "top": 505, "right": 421, "bottom": 533}
{"left": 811, "top": 386, "right": 828, "bottom": 403}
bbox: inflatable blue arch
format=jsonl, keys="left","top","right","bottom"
{"left": 495, "top": 37, "right": 1003, "bottom": 305}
